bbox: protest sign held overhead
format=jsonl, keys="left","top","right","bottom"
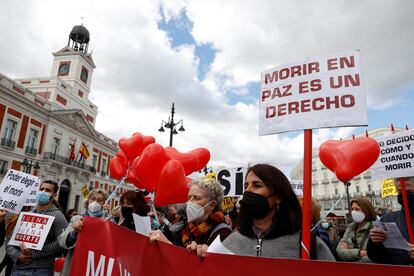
{"left": 259, "top": 50, "right": 368, "bottom": 135}
{"left": 371, "top": 129, "right": 414, "bottom": 180}
{"left": 25, "top": 177, "right": 41, "bottom": 207}
{"left": 382, "top": 179, "right": 399, "bottom": 198}
{"left": 217, "top": 167, "right": 247, "bottom": 196}
{"left": 0, "top": 170, "right": 40, "bottom": 213}
{"left": 8, "top": 212, "right": 55, "bottom": 250}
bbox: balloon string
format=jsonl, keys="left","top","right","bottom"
{"left": 103, "top": 171, "right": 128, "bottom": 219}
{"left": 311, "top": 194, "right": 344, "bottom": 231}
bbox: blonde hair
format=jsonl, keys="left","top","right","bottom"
{"left": 189, "top": 178, "right": 223, "bottom": 210}
{"left": 84, "top": 189, "right": 108, "bottom": 208}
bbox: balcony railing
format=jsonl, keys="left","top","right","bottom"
{"left": 43, "top": 152, "right": 95, "bottom": 172}
{"left": 1, "top": 138, "right": 16, "bottom": 149}
{"left": 100, "top": 171, "right": 106, "bottom": 177}
{"left": 25, "top": 146, "right": 37, "bottom": 155}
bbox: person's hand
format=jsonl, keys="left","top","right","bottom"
{"left": 0, "top": 209, "right": 6, "bottom": 222}
{"left": 103, "top": 204, "right": 111, "bottom": 211}
{"left": 340, "top": 241, "right": 349, "bottom": 250}
{"left": 186, "top": 241, "right": 208, "bottom": 259}
{"left": 359, "top": 250, "right": 367, "bottom": 257}
{"left": 149, "top": 230, "right": 172, "bottom": 244}
{"left": 369, "top": 227, "right": 387, "bottom": 244}
{"left": 20, "top": 243, "right": 32, "bottom": 256}
{"left": 17, "top": 253, "right": 32, "bottom": 264}
{"left": 72, "top": 219, "right": 83, "bottom": 234}
{"left": 408, "top": 243, "right": 414, "bottom": 261}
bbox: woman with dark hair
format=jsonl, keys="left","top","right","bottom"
{"left": 119, "top": 190, "right": 150, "bottom": 231}
{"left": 336, "top": 198, "right": 376, "bottom": 263}
{"left": 222, "top": 164, "right": 335, "bottom": 260}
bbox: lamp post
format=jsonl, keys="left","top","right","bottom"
{"left": 158, "top": 103, "right": 185, "bottom": 146}
{"left": 200, "top": 166, "right": 213, "bottom": 175}
{"left": 345, "top": 181, "right": 352, "bottom": 219}
{"left": 21, "top": 158, "right": 40, "bottom": 175}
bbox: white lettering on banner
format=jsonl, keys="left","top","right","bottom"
{"left": 259, "top": 50, "right": 368, "bottom": 135}
{"left": 217, "top": 167, "right": 247, "bottom": 196}
{"left": 86, "top": 250, "right": 131, "bottom": 276}
{"left": 0, "top": 170, "right": 40, "bottom": 213}
{"left": 371, "top": 129, "right": 414, "bottom": 180}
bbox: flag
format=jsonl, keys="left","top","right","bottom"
{"left": 70, "top": 144, "right": 75, "bottom": 161}
{"left": 81, "top": 184, "right": 89, "bottom": 199}
{"left": 79, "top": 143, "right": 90, "bottom": 159}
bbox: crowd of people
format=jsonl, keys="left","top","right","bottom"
{"left": 0, "top": 164, "right": 413, "bottom": 275}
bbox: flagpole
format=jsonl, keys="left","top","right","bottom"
{"left": 301, "top": 129, "right": 312, "bottom": 259}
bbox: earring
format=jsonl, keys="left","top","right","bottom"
{"left": 276, "top": 204, "right": 280, "bottom": 213}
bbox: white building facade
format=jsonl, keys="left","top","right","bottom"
{"left": 0, "top": 25, "right": 134, "bottom": 215}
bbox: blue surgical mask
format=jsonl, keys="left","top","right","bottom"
{"left": 321, "top": 222, "right": 329, "bottom": 229}
{"left": 36, "top": 191, "right": 51, "bottom": 205}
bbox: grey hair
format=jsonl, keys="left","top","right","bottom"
{"left": 83, "top": 188, "right": 108, "bottom": 208}
{"left": 189, "top": 178, "right": 224, "bottom": 211}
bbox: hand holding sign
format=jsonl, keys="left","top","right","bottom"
{"left": 319, "top": 137, "right": 380, "bottom": 182}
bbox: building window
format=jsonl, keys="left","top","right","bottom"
{"left": 323, "top": 171, "right": 328, "bottom": 180}
{"left": 92, "top": 154, "right": 97, "bottom": 169}
{"left": 368, "top": 184, "right": 371, "bottom": 191}
{"left": 356, "top": 186, "right": 360, "bottom": 193}
{"left": 335, "top": 188, "right": 338, "bottom": 195}
{"left": 26, "top": 128, "right": 39, "bottom": 155}
{"left": 74, "top": 195, "right": 80, "bottom": 212}
{"left": 0, "top": 160, "right": 8, "bottom": 175}
{"left": 4, "top": 119, "right": 17, "bottom": 140}
{"left": 51, "top": 137, "right": 60, "bottom": 157}
{"left": 101, "top": 159, "right": 107, "bottom": 176}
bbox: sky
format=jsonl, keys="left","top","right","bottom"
{"left": 0, "top": 0, "right": 413, "bottom": 176}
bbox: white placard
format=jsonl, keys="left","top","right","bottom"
{"left": 217, "top": 167, "right": 247, "bottom": 196}
{"left": 207, "top": 235, "right": 234, "bottom": 255}
{"left": 25, "top": 178, "right": 41, "bottom": 207}
{"left": 0, "top": 170, "right": 40, "bottom": 213}
{"left": 370, "top": 129, "right": 414, "bottom": 180}
{"left": 259, "top": 50, "right": 367, "bottom": 135}
{"left": 8, "top": 212, "right": 55, "bottom": 250}
{"left": 290, "top": 180, "right": 304, "bottom": 197}
{"left": 132, "top": 213, "right": 151, "bottom": 236}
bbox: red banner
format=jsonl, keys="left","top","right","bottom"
{"left": 71, "top": 217, "right": 414, "bottom": 275}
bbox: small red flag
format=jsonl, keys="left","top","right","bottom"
{"left": 70, "top": 144, "right": 75, "bottom": 161}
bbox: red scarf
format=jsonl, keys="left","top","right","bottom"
{"left": 181, "top": 210, "right": 225, "bottom": 247}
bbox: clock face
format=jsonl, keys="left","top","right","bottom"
{"left": 58, "top": 63, "right": 70, "bottom": 75}
{"left": 80, "top": 68, "right": 88, "bottom": 83}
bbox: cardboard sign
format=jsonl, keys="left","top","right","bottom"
{"left": 25, "top": 177, "right": 41, "bottom": 207}
{"left": 0, "top": 170, "right": 40, "bottom": 213}
{"left": 221, "top": 197, "right": 235, "bottom": 212}
{"left": 8, "top": 212, "right": 55, "bottom": 250}
{"left": 382, "top": 178, "right": 398, "bottom": 198}
{"left": 371, "top": 129, "right": 414, "bottom": 180}
{"left": 217, "top": 167, "right": 247, "bottom": 196}
{"left": 259, "top": 50, "right": 367, "bottom": 135}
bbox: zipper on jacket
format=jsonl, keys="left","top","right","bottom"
{"left": 255, "top": 238, "right": 263, "bottom": 257}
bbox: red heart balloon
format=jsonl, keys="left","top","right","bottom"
{"left": 154, "top": 160, "right": 191, "bottom": 206}
{"left": 165, "top": 147, "right": 199, "bottom": 175}
{"left": 119, "top": 133, "right": 156, "bottom": 162}
{"left": 133, "top": 143, "right": 170, "bottom": 192}
{"left": 319, "top": 137, "right": 380, "bottom": 182}
{"left": 190, "top": 148, "right": 211, "bottom": 171}
{"left": 125, "top": 157, "right": 144, "bottom": 189}
{"left": 115, "top": 150, "right": 129, "bottom": 168}
{"left": 109, "top": 156, "right": 127, "bottom": 180}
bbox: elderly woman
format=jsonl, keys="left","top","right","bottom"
{"left": 336, "top": 198, "right": 376, "bottom": 263}
{"left": 222, "top": 164, "right": 335, "bottom": 260}
{"left": 149, "top": 178, "right": 232, "bottom": 256}
{"left": 58, "top": 189, "right": 108, "bottom": 275}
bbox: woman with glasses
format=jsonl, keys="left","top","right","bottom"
{"left": 336, "top": 198, "right": 376, "bottom": 263}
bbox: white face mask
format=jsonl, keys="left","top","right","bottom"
{"left": 186, "top": 201, "right": 214, "bottom": 222}
{"left": 88, "top": 201, "right": 102, "bottom": 213}
{"left": 351, "top": 210, "right": 365, "bottom": 223}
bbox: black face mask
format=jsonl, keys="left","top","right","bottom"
{"left": 114, "top": 217, "right": 120, "bottom": 224}
{"left": 397, "top": 192, "right": 414, "bottom": 216}
{"left": 240, "top": 191, "right": 274, "bottom": 220}
{"left": 121, "top": 206, "right": 134, "bottom": 221}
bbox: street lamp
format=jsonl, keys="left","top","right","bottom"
{"left": 158, "top": 103, "right": 185, "bottom": 146}
{"left": 21, "top": 158, "right": 40, "bottom": 175}
{"left": 345, "top": 181, "right": 352, "bottom": 219}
